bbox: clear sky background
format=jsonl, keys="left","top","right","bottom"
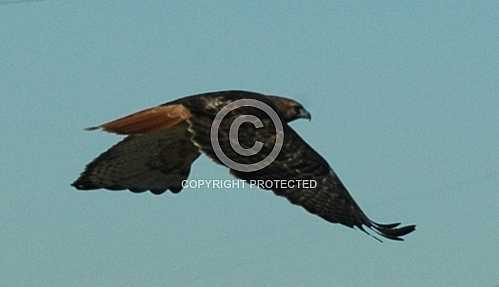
{"left": 1, "top": 1, "right": 498, "bottom": 286}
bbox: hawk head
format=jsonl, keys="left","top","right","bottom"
{"left": 266, "top": 95, "right": 311, "bottom": 122}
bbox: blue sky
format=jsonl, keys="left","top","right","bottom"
{"left": 1, "top": 1, "right": 498, "bottom": 286}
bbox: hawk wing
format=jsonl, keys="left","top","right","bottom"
{"left": 188, "top": 109, "right": 415, "bottom": 241}
{"left": 72, "top": 104, "right": 199, "bottom": 194}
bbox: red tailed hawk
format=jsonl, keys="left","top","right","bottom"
{"left": 72, "top": 90, "right": 415, "bottom": 241}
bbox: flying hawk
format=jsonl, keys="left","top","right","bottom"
{"left": 72, "top": 90, "right": 415, "bottom": 241}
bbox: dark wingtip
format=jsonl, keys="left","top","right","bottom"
{"left": 71, "top": 178, "right": 98, "bottom": 190}
{"left": 370, "top": 222, "right": 416, "bottom": 241}
{"left": 374, "top": 222, "right": 401, "bottom": 229}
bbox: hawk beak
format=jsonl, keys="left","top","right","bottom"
{"left": 299, "top": 108, "right": 312, "bottom": 121}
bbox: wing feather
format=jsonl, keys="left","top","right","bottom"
{"left": 73, "top": 123, "right": 200, "bottom": 194}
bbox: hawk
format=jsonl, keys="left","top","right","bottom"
{"left": 72, "top": 90, "right": 415, "bottom": 241}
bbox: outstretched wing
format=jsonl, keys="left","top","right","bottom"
{"left": 72, "top": 104, "right": 199, "bottom": 194}
{"left": 239, "top": 127, "right": 415, "bottom": 241}
{"left": 188, "top": 108, "right": 415, "bottom": 241}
